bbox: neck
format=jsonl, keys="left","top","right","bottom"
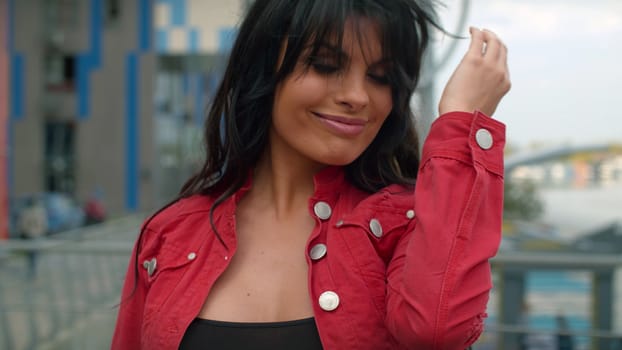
{"left": 249, "top": 135, "right": 325, "bottom": 220}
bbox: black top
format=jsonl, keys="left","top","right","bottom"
{"left": 179, "top": 317, "right": 324, "bottom": 350}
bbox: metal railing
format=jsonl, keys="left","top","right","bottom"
{"left": 0, "top": 217, "right": 139, "bottom": 350}
{"left": 1, "top": 220, "right": 622, "bottom": 350}
{"left": 477, "top": 323, "right": 622, "bottom": 350}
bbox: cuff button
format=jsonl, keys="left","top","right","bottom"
{"left": 475, "top": 128, "right": 493, "bottom": 150}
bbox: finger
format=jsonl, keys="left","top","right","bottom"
{"left": 467, "top": 27, "right": 485, "bottom": 57}
{"left": 502, "top": 45, "right": 511, "bottom": 85}
{"left": 481, "top": 29, "right": 501, "bottom": 60}
{"left": 499, "top": 39, "right": 508, "bottom": 68}
{"left": 493, "top": 34, "right": 510, "bottom": 83}
{"left": 495, "top": 37, "right": 511, "bottom": 92}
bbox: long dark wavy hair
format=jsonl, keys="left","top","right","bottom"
{"left": 128, "top": 0, "right": 443, "bottom": 294}
{"left": 189, "top": 0, "right": 441, "bottom": 223}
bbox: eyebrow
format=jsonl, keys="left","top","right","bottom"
{"left": 308, "top": 43, "right": 347, "bottom": 61}
{"left": 310, "top": 42, "right": 389, "bottom": 67}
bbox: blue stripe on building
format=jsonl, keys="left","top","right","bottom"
{"left": 77, "top": 0, "right": 104, "bottom": 119}
{"left": 8, "top": 0, "right": 23, "bottom": 120}
{"left": 156, "top": 29, "right": 168, "bottom": 52}
{"left": 90, "top": 0, "right": 102, "bottom": 67}
{"left": 139, "top": 0, "right": 152, "bottom": 51}
{"left": 7, "top": 0, "right": 16, "bottom": 198}
{"left": 77, "top": 54, "right": 90, "bottom": 118}
{"left": 170, "top": 0, "right": 186, "bottom": 27}
{"left": 218, "top": 27, "right": 237, "bottom": 53}
{"left": 9, "top": 54, "right": 23, "bottom": 120}
{"left": 188, "top": 28, "right": 199, "bottom": 53}
{"left": 125, "top": 53, "right": 139, "bottom": 211}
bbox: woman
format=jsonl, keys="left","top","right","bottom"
{"left": 112, "top": 0, "right": 510, "bottom": 349}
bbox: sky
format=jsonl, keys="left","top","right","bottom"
{"left": 431, "top": 0, "right": 622, "bottom": 149}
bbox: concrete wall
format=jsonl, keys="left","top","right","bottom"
{"left": 11, "top": 1, "right": 46, "bottom": 195}
{"left": 1, "top": 0, "right": 9, "bottom": 238}
{"left": 76, "top": 1, "right": 155, "bottom": 214}
{"left": 9, "top": 1, "right": 155, "bottom": 216}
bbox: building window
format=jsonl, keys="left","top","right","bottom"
{"left": 45, "top": 53, "right": 75, "bottom": 90}
{"left": 44, "top": 0, "right": 78, "bottom": 30}
{"left": 106, "top": 0, "right": 121, "bottom": 24}
{"left": 45, "top": 122, "right": 76, "bottom": 194}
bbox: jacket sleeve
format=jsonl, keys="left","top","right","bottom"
{"left": 110, "top": 230, "right": 151, "bottom": 350}
{"left": 385, "top": 110, "right": 505, "bottom": 349}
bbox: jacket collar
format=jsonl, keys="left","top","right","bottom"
{"left": 311, "top": 166, "right": 346, "bottom": 202}
{"left": 178, "top": 166, "right": 347, "bottom": 215}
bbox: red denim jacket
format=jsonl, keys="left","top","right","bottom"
{"left": 111, "top": 111, "right": 505, "bottom": 349}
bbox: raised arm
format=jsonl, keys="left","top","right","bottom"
{"left": 385, "top": 28, "right": 510, "bottom": 349}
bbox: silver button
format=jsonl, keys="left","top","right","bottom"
{"left": 318, "top": 291, "right": 340, "bottom": 311}
{"left": 335, "top": 220, "right": 344, "bottom": 227}
{"left": 314, "top": 201, "right": 332, "bottom": 220}
{"left": 475, "top": 129, "right": 493, "bottom": 150}
{"left": 370, "top": 218, "right": 383, "bottom": 238}
{"left": 406, "top": 210, "right": 415, "bottom": 219}
{"left": 143, "top": 258, "right": 157, "bottom": 277}
{"left": 187, "top": 252, "right": 197, "bottom": 260}
{"left": 309, "top": 244, "right": 327, "bottom": 260}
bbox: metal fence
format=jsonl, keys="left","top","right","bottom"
{"left": 0, "top": 217, "right": 139, "bottom": 350}
{"left": 1, "top": 218, "right": 622, "bottom": 350}
{"left": 480, "top": 324, "right": 622, "bottom": 350}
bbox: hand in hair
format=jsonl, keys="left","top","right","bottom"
{"left": 438, "top": 27, "right": 511, "bottom": 117}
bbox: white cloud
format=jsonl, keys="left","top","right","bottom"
{"left": 481, "top": 1, "right": 622, "bottom": 40}
{"left": 434, "top": 1, "right": 622, "bottom": 147}
{"left": 438, "top": 1, "right": 622, "bottom": 41}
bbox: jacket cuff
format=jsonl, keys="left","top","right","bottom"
{"left": 422, "top": 110, "right": 506, "bottom": 176}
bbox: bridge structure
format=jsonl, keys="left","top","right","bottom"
{"left": 505, "top": 142, "right": 622, "bottom": 172}
{"left": 497, "top": 142, "right": 622, "bottom": 349}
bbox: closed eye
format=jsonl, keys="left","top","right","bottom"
{"left": 367, "top": 73, "right": 389, "bottom": 85}
{"left": 311, "top": 62, "right": 340, "bottom": 75}
{"left": 305, "top": 54, "right": 341, "bottom": 75}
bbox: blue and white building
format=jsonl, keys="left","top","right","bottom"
{"left": 4, "top": 0, "right": 246, "bottom": 218}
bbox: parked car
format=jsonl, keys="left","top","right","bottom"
{"left": 8, "top": 192, "right": 86, "bottom": 239}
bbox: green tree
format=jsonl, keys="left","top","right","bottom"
{"left": 503, "top": 180, "right": 544, "bottom": 221}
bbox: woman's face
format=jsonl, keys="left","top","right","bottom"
{"left": 271, "top": 18, "right": 393, "bottom": 167}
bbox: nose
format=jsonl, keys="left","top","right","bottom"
{"left": 335, "top": 71, "right": 369, "bottom": 111}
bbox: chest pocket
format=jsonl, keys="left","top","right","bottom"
{"left": 340, "top": 205, "right": 412, "bottom": 261}
{"left": 141, "top": 242, "right": 198, "bottom": 320}
{"left": 337, "top": 205, "right": 413, "bottom": 315}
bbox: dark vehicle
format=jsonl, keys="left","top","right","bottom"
{"left": 8, "top": 192, "right": 86, "bottom": 239}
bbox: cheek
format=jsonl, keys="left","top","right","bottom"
{"left": 373, "top": 89, "right": 393, "bottom": 124}
{"left": 274, "top": 76, "right": 324, "bottom": 116}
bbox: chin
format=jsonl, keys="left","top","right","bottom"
{"left": 313, "top": 152, "right": 361, "bottom": 167}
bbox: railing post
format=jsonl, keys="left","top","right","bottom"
{"left": 499, "top": 267, "right": 526, "bottom": 350}
{"left": 593, "top": 269, "right": 614, "bottom": 350}
{"left": 41, "top": 254, "right": 62, "bottom": 337}
{"left": 0, "top": 278, "right": 15, "bottom": 350}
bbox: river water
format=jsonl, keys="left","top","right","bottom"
{"left": 539, "top": 184, "right": 622, "bottom": 239}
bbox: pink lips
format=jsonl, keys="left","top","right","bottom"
{"left": 313, "top": 112, "right": 366, "bottom": 137}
